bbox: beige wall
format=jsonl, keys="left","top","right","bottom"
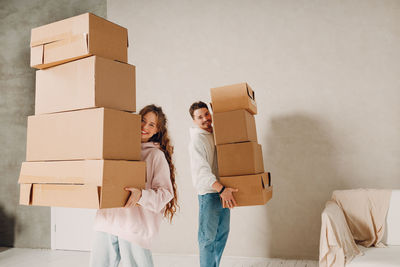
{"left": 108, "top": 0, "right": 400, "bottom": 259}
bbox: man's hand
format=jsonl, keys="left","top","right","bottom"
{"left": 220, "top": 188, "right": 239, "bottom": 209}
{"left": 124, "top": 187, "right": 142, "bottom": 208}
{"left": 212, "top": 181, "right": 239, "bottom": 209}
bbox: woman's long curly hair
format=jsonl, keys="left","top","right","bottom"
{"left": 139, "top": 104, "right": 178, "bottom": 222}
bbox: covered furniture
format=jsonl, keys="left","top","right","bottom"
{"left": 319, "top": 189, "right": 400, "bottom": 267}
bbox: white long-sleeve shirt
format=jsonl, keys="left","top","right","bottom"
{"left": 188, "top": 126, "right": 219, "bottom": 195}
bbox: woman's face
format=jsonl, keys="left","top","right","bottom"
{"left": 141, "top": 111, "right": 159, "bottom": 142}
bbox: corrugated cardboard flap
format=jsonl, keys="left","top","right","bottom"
{"left": 31, "top": 184, "right": 100, "bottom": 209}
{"left": 44, "top": 33, "right": 88, "bottom": 51}
{"left": 30, "top": 45, "right": 44, "bottom": 67}
{"left": 19, "top": 184, "right": 33, "bottom": 205}
{"left": 31, "top": 33, "right": 90, "bottom": 69}
{"left": 18, "top": 175, "right": 86, "bottom": 185}
{"left": 43, "top": 33, "right": 89, "bottom": 66}
{"left": 246, "top": 83, "right": 256, "bottom": 106}
{"left": 30, "top": 13, "right": 90, "bottom": 47}
{"left": 31, "top": 30, "right": 74, "bottom": 47}
{"left": 18, "top": 160, "right": 104, "bottom": 185}
{"left": 263, "top": 172, "right": 273, "bottom": 204}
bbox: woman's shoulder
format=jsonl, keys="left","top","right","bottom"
{"left": 148, "top": 149, "right": 169, "bottom": 173}
{"left": 149, "top": 146, "right": 165, "bottom": 158}
{"left": 144, "top": 143, "right": 166, "bottom": 161}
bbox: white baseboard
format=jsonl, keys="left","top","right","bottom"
{"left": 152, "top": 253, "right": 318, "bottom": 267}
{"left": 0, "top": 248, "right": 318, "bottom": 267}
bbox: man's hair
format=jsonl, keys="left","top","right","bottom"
{"left": 189, "top": 101, "right": 209, "bottom": 119}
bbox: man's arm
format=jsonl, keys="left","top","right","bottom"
{"left": 189, "top": 137, "right": 218, "bottom": 191}
{"left": 212, "top": 181, "right": 238, "bottom": 209}
{"left": 189, "top": 136, "right": 238, "bottom": 209}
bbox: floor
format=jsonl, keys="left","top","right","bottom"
{"left": 0, "top": 248, "right": 318, "bottom": 267}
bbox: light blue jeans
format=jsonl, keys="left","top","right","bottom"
{"left": 90, "top": 231, "right": 154, "bottom": 267}
{"left": 198, "top": 193, "right": 230, "bottom": 267}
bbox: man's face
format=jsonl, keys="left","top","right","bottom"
{"left": 193, "top": 107, "right": 212, "bottom": 132}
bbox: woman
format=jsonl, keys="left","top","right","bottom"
{"left": 90, "top": 104, "right": 178, "bottom": 267}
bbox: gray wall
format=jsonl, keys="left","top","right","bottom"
{"left": 108, "top": 0, "right": 400, "bottom": 260}
{"left": 0, "top": 0, "right": 106, "bottom": 248}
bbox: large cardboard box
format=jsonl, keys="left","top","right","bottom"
{"left": 30, "top": 13, "right": 128, "bottom": 69}
{"left": 219, "top": 172, "right": 272, "bottom": 207}
{"left": 26, "top": 108, "right": 141, "bottom": 161}
{"left": 35, "top": 56, "right": 136, "bottom": 115}
{"left": 217, "top": 141, "right": 264, "bottom": 176}
{"left": 210, "top": 82, "right": 257, "bottom": 115}
{"left": 213, "top": 109, "right": 257, "bottom": 145}
{"left": 19, "top": 160, "right": 146, "bottom": 209}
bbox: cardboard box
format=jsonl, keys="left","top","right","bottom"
{"left": 26, "top": 108, "right": 141, "bottom": 161}
{"left": 30, "top": 13, "right": 128, "bottom": 69}
{"left": 19, "top": 160, "right": 146, "bottom": 209}
{"left": 217, "top": 141, "right": 264, "bottom": 176}
{"left": 35, "top": 56, "right": 136, "bottom": 115}
{"left": 213, "top": 109, "right": 257, "bottom": 145}
{"left": 210, "top": 82, "right": 257, "bottom": 115}
{"left": 219, "top": 172, "right": 272, "bottom": 207}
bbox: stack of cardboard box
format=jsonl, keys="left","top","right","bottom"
{"left": 210, "top": 82, "right": 273, "bottom": 207}
{"left": 18, "top": 13, "right": 146, "bottom": 209}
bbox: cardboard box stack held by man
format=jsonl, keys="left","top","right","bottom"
{"left": 210, "top": 83, "right": 273, "bottom": 207}
{"left": 18, "top": 13, "right": 146, "bottom": 209}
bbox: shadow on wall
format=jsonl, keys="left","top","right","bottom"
{"left": 0, "top": 204, "right": 15, "bottom": 247}
{"left": 263, "top": 113, "right": 351, "bottom": 260}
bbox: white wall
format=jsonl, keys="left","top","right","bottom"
{"left": 107, "top": 0, "right": 400, "bottom": 259}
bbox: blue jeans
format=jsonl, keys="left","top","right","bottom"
{"left": 90, "top": 231, "right": 154, "bottom": 267}
{"left": 198, "top": 193, "right": 230, "bottom": 267}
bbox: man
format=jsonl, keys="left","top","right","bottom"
{"left": 188, "top": 101, "right": 238, "bottom": 267}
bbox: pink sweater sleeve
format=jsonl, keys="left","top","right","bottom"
{"left": 137, "top": 150, "right": 174, "bottom": 213}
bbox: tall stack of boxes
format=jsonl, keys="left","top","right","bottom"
{"left": 210, "top": 83, "right": 273, "bottom": 207}
{"left": 18, "top": 13, "right": 146, "bottom": 209}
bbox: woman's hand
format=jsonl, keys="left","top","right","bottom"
{"left": 220, "top": 188, "right": 239, "bottom": 209}
{"left": 124, "top": 187, "right": 142, "bottom": 208}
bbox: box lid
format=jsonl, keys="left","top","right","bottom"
{"left": 18, "top": 160, "right": 105, "bottom": 185}
{"left": 31, "top": 13, "right": 90, "bottom": 47}
{"left": 30, "top": 184, "right": 101, "bottom": 208}
{"left": 210, "top": 82, "right": 257, "bottom": 114}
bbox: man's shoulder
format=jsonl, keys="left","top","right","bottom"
{"left": 190, "top": 131, "right": 211, "bottom": 145}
